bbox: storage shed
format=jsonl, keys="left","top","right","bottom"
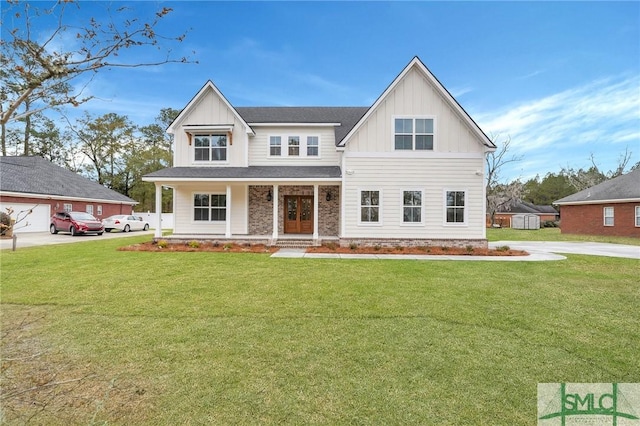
{"left": 512, "top": 214, "right": 540, "bottom": 230}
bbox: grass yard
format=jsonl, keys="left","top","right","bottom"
{"left": 487, "top": 227, "right": 640, "bottom": 245}
{"left": 1, "top": 235, "right": 638, "bottom": 424}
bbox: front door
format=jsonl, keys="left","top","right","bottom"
{"left": 284, "top": 196, "right": 313, "bottom": 234}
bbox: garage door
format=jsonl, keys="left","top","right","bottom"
{"left": 0, "top": 203, "right": 51, "bottom": 233}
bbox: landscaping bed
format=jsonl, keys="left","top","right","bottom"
{"left": 118, "top": 241, "right": 277, "bottom": 253}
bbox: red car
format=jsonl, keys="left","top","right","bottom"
{"left": 50, "top": 211, "right": 104, "bottom": 236}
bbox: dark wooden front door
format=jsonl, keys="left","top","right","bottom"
{"left": 284, "top": 196, "right": 313, "bottom": 234}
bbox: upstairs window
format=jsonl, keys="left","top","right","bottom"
{"left": 307, "top": 136, "right": 319, "bottom": 156}
{"left": 194, "top": 134, "right": 227, "bottom": 162}
{"left": 394, "top": 118, "right": 434, "bottom": 150}
{"left": 269, "top": 136, "right": 282, "bottom": 156}
{"left": 194, "top": 194, "right": 226, "bottom": 222}
{"left": 288, "top": 136, "right": 300, "bottom": 156}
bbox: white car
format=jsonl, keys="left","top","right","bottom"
{"left": 103, "top": 215, "right": 150, "bottom": 233}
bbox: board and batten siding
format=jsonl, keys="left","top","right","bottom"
{"left": 342, "top": 156, "right": 486, "bottom": 239}
{"left": 248, "top": 126, "right": 340, "bottom": 166}
{"left": 173, "top": 184, "right": 247, "bottom": 235}
{"left": 345, "top": 67, "right": 483, "bottom": 154}
{"left": 173, "top": 88, "right": 249, "bottom": 167}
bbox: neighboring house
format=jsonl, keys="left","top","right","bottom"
{"left": 0, "top": 156, "right": 137, "bottom": 233}
{"left": 554, "top": 169, "right": 640, "bottom": 238}
{"left": 143, "top": 57, "right": 496, "bottom": 247}
{"left": 488, "top": 201, "right": 559, "bottom": 228}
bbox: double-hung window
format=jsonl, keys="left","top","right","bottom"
{"left": 603, "top": 207, "right": 614, "bottom": 226}
{"left": 445, "top": 191, "right": 465, "bottom": 224}
{"left": 195, "top": 134, "right": 227, "bottom": 162}
{"left": 307, "top": 136, "right": 319, "bottom": 156}
{"left": 269, "top": 135, "right": 320, "bottom": 157}
{"left": 194, "top": 194, "right": 226, "bottom": 222}
{"left": 394, "top": 118, "right": 434, "bottom": 150}
{"left": 86, "top": 205, "right": 94, "bottom": 215}
{"left": 360, "top": 190, "right": 380, "bottom": 223}
{"left": 635, "top": 206, "right": 640, "bottom": 227}
{"left": 403, "top": 191, "right": 422, "bottom": 223}
{"left": 269, "top": 136, "right": 282, "bottom": 156}
{"left": 288, "top": 136, "right": 300, "bottom": 156}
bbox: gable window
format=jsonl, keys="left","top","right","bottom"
{"left": 194, "top": 194, "right": 226, "bottom": 221}
{"left": 194, "top": 134, "right": 227, "bottom": 162}
{"left": 288, "top": 136, "right": 300, "bottom": 156}
{"left": 269, "top": 136, "right": 282, "bottom": 156}
{"left": 603, "top": 207, "right": 614, "bottom": 226}
{"left": 445, "top": 191, "right": 465, "bottom": 224}
{"left": 394, "top": 118, "right": 434, "bottom": 150}
{"left": 307, "top": 136, "right": 319, "bottom": 156}
{"left": 636, "top": 206, "right": 640, "bottom": 227}
{"left": 360, "top": 190, "right": 380, "bottom": 223}
{"left": 403, "top": 190, "right": 422, "bottom": 223}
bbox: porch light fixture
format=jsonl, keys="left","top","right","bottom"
{"left": 326, "top": 191, "right": 332, "bottom": 201}
{"left": 267, "top": 190, "right": 272, "bottom": 202}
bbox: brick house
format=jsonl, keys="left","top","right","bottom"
{"left": 554, "top": 169, "right": 640, "bottom": 238}
{"left": 0, "top": 156, "right": 137, "bottom": 233}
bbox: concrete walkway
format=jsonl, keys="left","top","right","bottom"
{"left": 273, "top": 241, "right": 640, "bottom": 261}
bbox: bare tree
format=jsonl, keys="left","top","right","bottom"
{"left": 486, "top": 135, "right": 524, "bottom": 226}
{"left": 0, "top": 0, "right": 194, "bottom": 151}
{"left": 562, "top": 147, "right": 634, "bottom": 191}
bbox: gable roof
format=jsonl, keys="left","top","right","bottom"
{"left": 0, "top": 156, "right": 137, "bottom": 204}
{"left": 498, "top": 201, "right": 558, "bottom": 215}
{"left": 236, "top": 107, "right": 368, "bottom": 145}
{"left": 554, "top": 169, "right": 640, "bottom": 205}
{"left": 167, "top": 80, "right": 255, "bottom": 135}
{"left": 338, "top": 56, "right": 496, "bottom": 150}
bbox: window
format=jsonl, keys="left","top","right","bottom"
{"left": 269, "top": 136, "right": 282, "bottom": 156}
{"left": 360, "top": 190, "right": 380, "bottom": 223}
{"left": 636, "top": 206, "right": 640, "bottom": 227}
{"left": 194, "top": 134, "right": 227, "bottom": 162}
{"left": 394, "top": 118, "right": 434, "bottom": 150}
{"left": 307, "top": 136, "right": 319, "bottom": 156}
{"left": 288, "top": 136, "right": 300, "bottom": 156}
{"left": 403, "top": 191, "right": 422, "bottom": 223}
{"left": 603, "top": 207, "right": 614, "bottom": 226}
{"left": 445, "top": 191, "right": 465, "bottom": 224}
{"left": 97, "top": 205, "right": 102, "bottom": 216}
{"left": 63, "top": 203, "right": 72, "bottom": 212}
{"left": 194, "top": 194, "right": 226, "bottom": 221}
{"left": 86, "top": 205, "right": 93, "bottom": 215}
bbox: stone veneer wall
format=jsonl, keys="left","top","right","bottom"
{"left": 338, "top": 238, "right": 488, "bottom": 249}
{"left": 247, "top": 185, "right": 340, "bottom": 237}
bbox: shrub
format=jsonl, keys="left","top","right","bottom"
{"left": 395, "top": 245, "right": 404, "bottom": 251}
{"left": 188, "top": 240, "right": 200, "bottom": 248}
{"left": 373, "top": 245, "right": 381, "bottom": 251}
{"left": 0, "top": 212, "right": 11, "bottom": 236}
{"left": 324, "top": 242, "right": 338, "bottom": 251}
{"left": 156, "top": 239, "right": 168, "bottom": 249}
{"left": 441, "top": 246, "right": 449, "bottom": 252}
{"left": 465, "top": 245, "right": 474, "bottom": 254}
{"left": 496, "top": 245, "right": 510, "bottom": 252}
{"left": 223, "top": 243, "right": 233, "bottom": 251}
{"left": 349, "top": 242, "right": 358, "bottom": 250}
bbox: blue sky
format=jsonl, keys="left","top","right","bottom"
{"left": 7, "top": 1, "right": 640, "bottom": 182}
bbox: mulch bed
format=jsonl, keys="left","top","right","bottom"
{"left": 119, "top": 241, "right": 527, "bottom": 256}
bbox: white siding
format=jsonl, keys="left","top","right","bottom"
{"left": 345, "top": 67, "right": 483, "bottom": 155}
{"left": 173, "top": 184, "right": 247, "bottom": 235}
{"left": 172, "top": 88, "right": 249, "bottom": 167}
{"left": 248, "top": 126, "right": 340, "bottom": 166}
{"left": 342, "top": 156, "right": 485, "bottom": 239}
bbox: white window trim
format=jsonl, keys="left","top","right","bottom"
{"left": 192, "top": 133, "right": 229, "bottom": 165}
{"left": 192, "top": 192, "right": 227, "bottom": 223}
{"left": 358, "top": 188, "right": 383, "bottom": 226}
{"left": 635, "top": 206, "right": 640, "bottom": 227}
{"left": 392, "top": 116, "right": 436, "bottom": 151}
{"left": 603, "top": 206, "right": 614, "bottom": 227}
{"left": 86, "top": 205, "right": 94, "bottom": 215}
{"left": 63, "top": 203, "right": 72, "bottom": 212}
{"left": 443, "top": 189, "right": 467, "bottom": 226}
{"left": 96, "top": 205, "right": 103, "bottom": 216}
{"left": 266, "top": 133, "right": 322, "bottom": 159}
{"left": 400, "top": 188, "right": 424, "bottom": 226}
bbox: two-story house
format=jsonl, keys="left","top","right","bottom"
{"left": 143, "top": 57, "right": 496, "bottom": 248}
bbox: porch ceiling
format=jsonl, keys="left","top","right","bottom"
{"left": 143, "top": 166, "right": 342, "bottom": 182}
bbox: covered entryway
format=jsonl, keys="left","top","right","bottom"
{"left": 284, "top": 196, "right": 313, "bottom": 234}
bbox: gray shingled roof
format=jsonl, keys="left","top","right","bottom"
{"left": 554, "top": 169, "right": 640, "bottom": 204}
{"left": 235, "top": 107, "right": 369, "bottom": 144}
{"left": 144, "top": 166, "right": 341, "bottom": 180}
{"left": 0, "top": 156, "right": 137, "bottom": 204}
{"left": 500, "top": 201, "right": 558, "bottom": 214}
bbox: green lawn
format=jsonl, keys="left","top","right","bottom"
{"left": 1, "top": 235, "right": 638, "bottom": 424}
{"left": 487, "top": 227, "right": 640, "bottom": 245}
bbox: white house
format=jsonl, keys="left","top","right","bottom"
{"left": 143, "top": 57, "right": 496, "bottom": 247}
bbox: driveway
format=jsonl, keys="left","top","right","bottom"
{"left": 490, "top": 241, "right": 640, "bottom": 260}
{"left": 0, "top": 230, "right": 154, "bottom": 250}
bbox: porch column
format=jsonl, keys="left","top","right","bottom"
{"left": 154, "top": 183, "right": 162, "bottom": 238}
{"left": 313, "top": 184, "right": 319, "bottom": 241}
{"left": 225, "top": 185, "right": 231, "bottom": 238}
{"left": 272, "top": 184, "right": 279, "bottom": 241}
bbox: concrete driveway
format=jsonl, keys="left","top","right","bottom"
{"left": 490, "top": 241, "right": 640, "bottom": 260}
{"left": 0, "top": 230, "right": 154, "bottom": 250}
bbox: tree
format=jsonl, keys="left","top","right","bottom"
{"left": 561, "top": 148, "right": 634, "bottom": 191}
{"left": 523, "top": 173, "right": 574, "bottom": 206}
{"left": 0, "top": 0, "right": 193, "bottom": 150}
{"left": 485, "top": 135, "right": 524, "bottom": 226}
